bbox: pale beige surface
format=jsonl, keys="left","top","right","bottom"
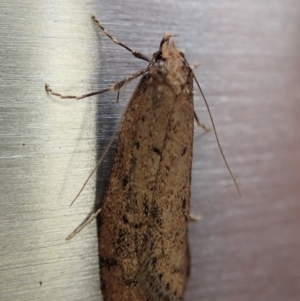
{"left": 0, "top": 1, "right": 300, "bottom": 301}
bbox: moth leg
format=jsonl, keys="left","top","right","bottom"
{"left": 190, "top": 61, "right": 201, "bottom": 70}
{"left": 194, "top": 111, "right": 211, "bottom": 131}
{"left": 188, "top": 213, "right": 202, "bottom": 221}
{"left": 45, "top": 66, "right": 149, "bottom": 100}
{"left": 193, "top": 74, "right": 241, "bottom": 197}
{"left": 66, "top": 207, "right": 102, "bottom": 240}
{"left": 116, "top": 90, "right": 120, "bottom": 103}
{"left": 190, "top": 62, "right": 211, "bottom": 131}
{"left": 91, "top": 15, "right": 150, "bottom": 62}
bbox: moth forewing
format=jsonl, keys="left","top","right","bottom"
{"left": 99, "top": 37, "right": 194, "bottom": 301}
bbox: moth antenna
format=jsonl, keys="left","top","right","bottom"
{"left": 91, "top": 15, "right": 150, "bottom": 62}
{"left": 193, "top": 73, "right": 241, "bottom": 197}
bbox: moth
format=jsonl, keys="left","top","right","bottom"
{"left": 45, "top": 15, "right": 239, "bottom": 301}
{"left": 98, "top": 34, "right": 195, "bottom": 301}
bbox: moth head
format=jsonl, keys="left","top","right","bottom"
{"left": 153, "top": 33, "right": 182, "bottom": 61}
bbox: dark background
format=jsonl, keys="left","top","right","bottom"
{"left": 0, "top": 1, "right": 299, "bottom": 301}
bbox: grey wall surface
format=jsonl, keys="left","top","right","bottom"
{"left": 1, "top": 1, "right": 300, "bottom": 301}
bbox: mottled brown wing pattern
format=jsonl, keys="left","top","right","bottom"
{"left": 138, "top": 75, "right": 194, "bottom": 301}
{"left": 99, "top": 42, "right": 195, "bottom": 301}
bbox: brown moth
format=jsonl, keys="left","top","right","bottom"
{"left": 98, "top": 36, "right": 194, "bottom": 301}
{"left": 45, "top": 15, "right": 239, "bottom": 301}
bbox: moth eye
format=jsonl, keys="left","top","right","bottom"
{"left": 156, "top": 52, "right": 162, "bottom": 60}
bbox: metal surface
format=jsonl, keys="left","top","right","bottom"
{"left": 1, "top": 1, "right": 300, "bottom": 301}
